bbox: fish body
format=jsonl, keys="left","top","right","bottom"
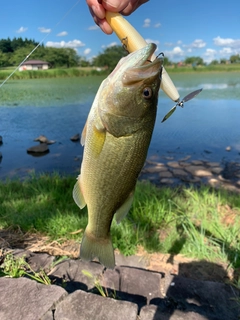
{"left": 73, "top": 43, "right": 162, "bottom": 269}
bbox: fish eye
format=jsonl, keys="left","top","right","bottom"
{"left": 142, "top": 87, "right": 152, "bottom": 99}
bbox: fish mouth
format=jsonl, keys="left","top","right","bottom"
{"left": 121, "top": 43, "right": 163, "bottom": 85}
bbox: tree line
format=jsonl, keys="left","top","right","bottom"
{"left": 0, "top": 37, "right": 80, "bottom": 68}
{"left": 0, "top": 37, "right": 239, "bottom": 70}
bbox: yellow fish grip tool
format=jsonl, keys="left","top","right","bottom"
{"left": 105, "top": 11, "right": 180, "bottom": 103}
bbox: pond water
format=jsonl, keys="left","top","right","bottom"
{"left": 0, "top": 73, "right": 240, "bottom": 179}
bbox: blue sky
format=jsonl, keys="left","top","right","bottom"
{"left": 1, "top": 0, "right": 240, "bottom": 63}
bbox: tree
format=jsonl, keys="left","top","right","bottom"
{"left": 210, "top": 60, "right": 219, "bottom": 65}
{"left": 92, "top": 45, "right": 127, "bottom": 71}
{"left": 184, "top": 56, "right": 204, "bottom": 66}
{"left": 230, "top": 54, "right": 240, "bottom": 64}
{"left": 0, "top": 38, "right": 12, "bottom": 53}
{"left": 162, "top": 56, "right": 172, "bottom": 66}
{"left": 78, "top": 56, "right": 90, "bottom": 67}
{"left": 0, "top": 51, "right": 9, "bottom": 67}
{"left": 43, "top": 47, "right": 78, "bottom": 68}
{"left": 9, "top": 45, "right": 36, "bottom": 65}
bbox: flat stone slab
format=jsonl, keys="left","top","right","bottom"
{"left": 0, "top": 253, "right": 239, "bottom": 320}
{"left": 185, "top": 165, "right": 213, "bottom": 177}
{"left": 54, "top": 289, "right": 138, "bottom": 320}
{"left": 0, "top": 277, "right": 67, "bottom": 320}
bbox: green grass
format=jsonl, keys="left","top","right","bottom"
{"left": 168, "top": 64, "right": 240, "bottom": 73}
{"left": 1, "top": 64, "right": 240, "bottom": 81}
{"left": 0, "top": 173, "right": 240, "bottom": 271}
{"left": 0, "top": 68, "right": 108, "bottom": 80}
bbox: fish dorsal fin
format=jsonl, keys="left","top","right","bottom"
{"left": 81, "top": 121, "right": 88, "bottom": 146}
{"left": 115, "top": 190, "right": 134, "bottom": 224}
{"left": 73, "top": 177, "right": 86, "bottom": 209}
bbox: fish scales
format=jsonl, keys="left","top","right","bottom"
{"left": 73, "top": 43, "right": 162, "bottom": 269}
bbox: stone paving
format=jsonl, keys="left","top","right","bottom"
{"left": 140, "top": 157, "right": 240, "bottom": 192}
{"left": 0, "top": 250, "right": 239, "bottom": 320}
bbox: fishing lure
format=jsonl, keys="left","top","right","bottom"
{"left": 161, "top": 88, "right": 203, "bottom": 122}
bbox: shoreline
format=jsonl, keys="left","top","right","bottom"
{"left": 1, "top": 152, "right": 240, "bottom": 193}
{"left": 140, "top": 155, "right": 240, "bottom": 193}
{"left": 1, "top": 67, "right": 240, "bottom": 81}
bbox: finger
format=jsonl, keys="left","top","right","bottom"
{"left": 101, "top": 0, "right": 130, "bottom": 12}
{"left": 94, "top": 18, "right": 113, "bottom": 34}
{"left": 121, "top": 0, "right": 149, "bottom": 15}
{"left": 87, "top": 0, "right": 106, "bottom": 19}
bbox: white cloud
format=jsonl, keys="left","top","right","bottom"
{"left": 172, "top": 47, "right": 184, "bottom": 55}
{"left": 154, "top": 22, "right": 161, "bottom": 28}
{"left": 145, "top": 39, "right": 160, "bottom": 46}
{"left": 107, "top": 42, "right": 118, "bottom": 47}
{"left": 46, "top": 39, "right": 85, "bottom": 49}
{"left": 183, "top": 39, "right": 206, "bottom": 49}
{"left": 16, "top": 26, "right": 27, "bottom": 33}
{"left": 192, "top": 39, "right": 206, "bottom": 48}
{"left": 88, "top": 25, "right": 99, "bottom": 30}
{"left": 203, "top": 48, "right": 217, "bottom": 63}
{"left": 84, "top": 48, "right": 91, "bottom": 55}
{"left": 57, "top": 31, "right": 68, "bottom": 37}
{"left": 164, "top": 46, "right": 184, "bottom": 61}
{"left": 165, "top": 40, "right": 182, "bottom": 47}
{"left": 38, "top": 27, "right": 51, "bottom": 33}
{"left": 219, "top": 47, "right": 233, "bottom": 55}
{"left": 213, "top": 36, "right": 240, "bottom": 48}
{"left": 143, "top": 18, "right": 151, "bottom": 28}
{"left": 101, "top": 42, "right": 118, "bottom": 50}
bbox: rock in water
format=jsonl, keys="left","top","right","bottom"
{"left": 34, "top": 135, "right": 55, "bottom": 144}
{"left": 27, "top": 143, "right": 49, "bottom": 154}
{"left": 70, "top": 133, "right": 80, "bottom": 142}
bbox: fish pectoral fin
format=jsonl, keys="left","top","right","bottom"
{"left": 73, "top": 177, "right": 86, "bottom": 209}
{"left": 90, "top": 125, "right": 106, "bottom": 157}
{"left": 81, "top": 121, "right": 88, "bottom": 146}
{"left": 115, "top": 190, "right": 134, "bottom": 224}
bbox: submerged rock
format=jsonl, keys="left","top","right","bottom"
{"left": 70, "top": 133, "right": 80, "bottom": 142}
{"left": 34, "top": 135, "right": 55, "bottom": 145}
{"left": 27, "top": 143, "right": 49, "bottom": 154}
{"left": 0, "top": 135, "right": 2, "bottom": 144}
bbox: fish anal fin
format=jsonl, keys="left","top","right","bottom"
{"left": 73, "top": 177, "right": 86, "bottom": 209}
{"left": 115, "top": 190, "right": 134, "bottom": 224}
{"left": 80, "top": 228, "right": 115, "bottom": 269}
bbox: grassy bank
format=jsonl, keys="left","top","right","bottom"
{"left": 0, "top": 173, "right": 239, "bottom": 273}
{"left": 1, "top": 64, "right": 240, "bottom": 81}
{"left": 0, "top": 67, "right": 107, "bottom": 80}
{"left": 168, "top": 63, "right": 240, "bottom": 73}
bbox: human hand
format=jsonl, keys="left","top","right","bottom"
{"left": 86, "top": 0, "right": 149, "bottom": 34}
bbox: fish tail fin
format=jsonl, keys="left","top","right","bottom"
{"left": 80, "top": 229, "right": 115, "bottom": 269}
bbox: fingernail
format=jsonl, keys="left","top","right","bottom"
{"left": 102, "top": 0, "right": 119, "bottom": 8}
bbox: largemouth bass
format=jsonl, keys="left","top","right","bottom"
{"left": 73, "top": 43, "right": 162, "bottom": 269}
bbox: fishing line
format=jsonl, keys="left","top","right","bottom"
{"left": 0, "top": 0, "right": 81, "bottom": 89}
